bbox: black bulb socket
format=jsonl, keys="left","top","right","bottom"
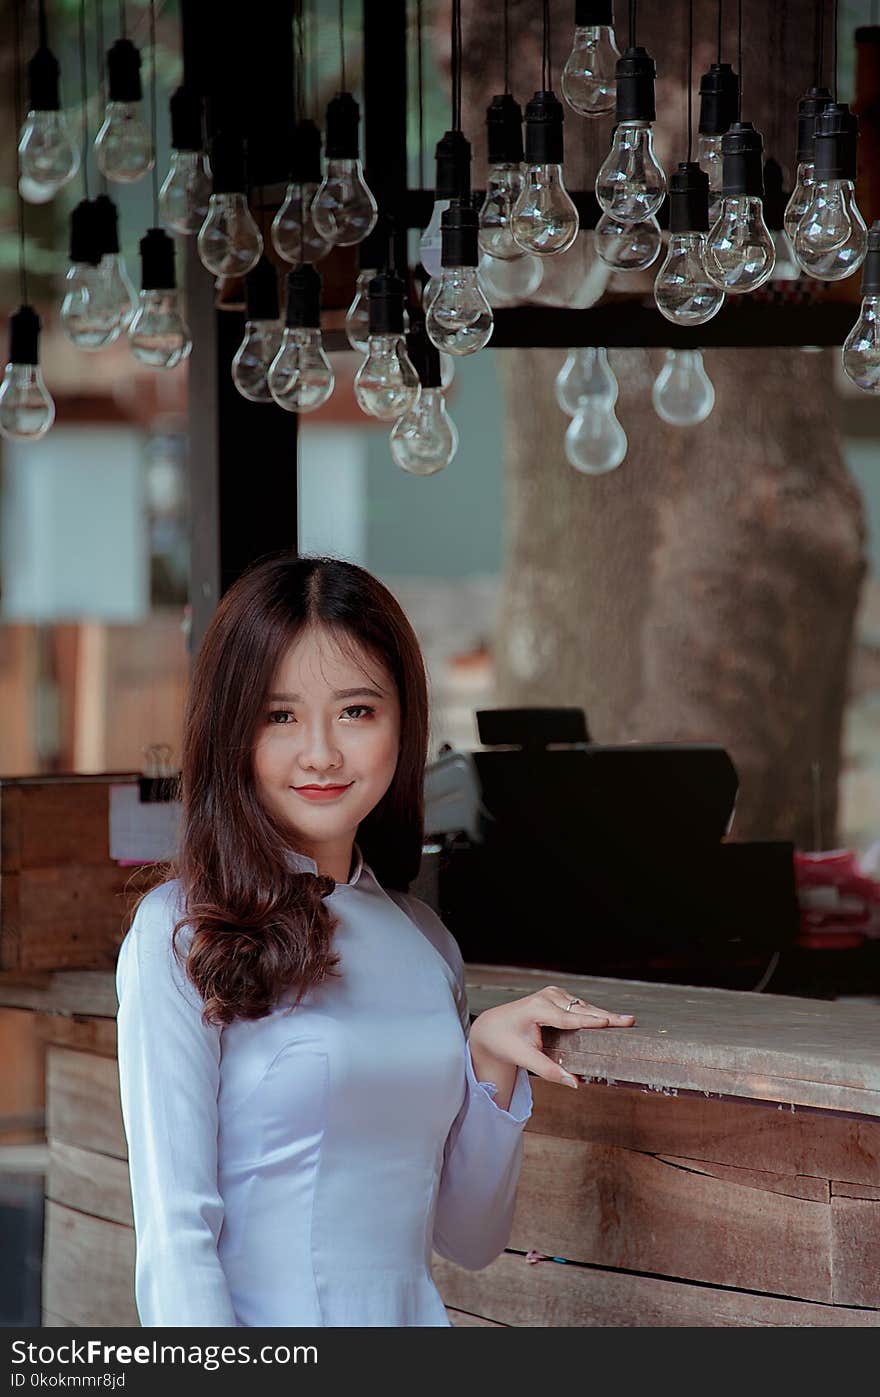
{"left": 324, "top": 92, "right": 361, "bottom": 160}
{"left": 169, "top": 86, "right": 204, "bottom": 153}
{"left": 698, "top": 63, "right": 739, "bottom": 137}
{"left": 435, "top": 129, "right": 472, "bottom": 199}
{"left": 210, "top": 131, "right": 247, "bottom": 194}
{"left": 761, "top": 157, "right": 786, "bottom": 229}
{"left": 140, "top": 227, "right": 177, "bottom": 292}
{"left": 814, "top": 103, "right": 859, "bottom": 181}
{"left": 795, "top": 85, "right": 833, "bottom": 164}
{"left": 28, "top": 46, "right": 61, "bottom": 112}
{"left": 861, "top": 221, "right": 880, "bottom": 295}
{"left": 486, "top": 94, "right": 524, "bottom": 166}
{"left": 367, "top": 269, "right": 406, "bottom": 335}
{"left": 69, "top": 199, "right": 102, "bottom": 266}
{"left": 245, "top": 257, "right": 280, "bottom": 322}
{"left": 524, "top": 90, "right": 565, "bottom": 165}
{"left": 720, "top": 121, "right": 765, "bottom": 198}
{"left": 405, "top": 316, "right": 442, "bottom": 389}
{"left": 93, "top": 193, "right": 121, "bottom": 257}
{"left": 668, "top": 162, "right": 710, "bottom": 233}
{"left": 106, "top": 38, "right": 143, "bottom": 104}
{"left": 285, "top": 264, "right": 322, "bottom": 329}
{"left": 358, "top": 213, "right": 393, "bottom": 272}
{"left": 9, "top": 306, "right": 41, "bottom": 367}
{"left": 614, "top": 46, "right": 656, "bottom": 124}
{"left": 575, "top": 2, "right": 614, "bottom": 26}
{"left": 440, "top": 199, "right": 479, "bottom": 268}
{"left": 289, "top": 119, "right": 323, "bottom": 184}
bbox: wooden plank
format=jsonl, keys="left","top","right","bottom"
{"left": 832, "top": 1181, "right": 880, "bottom": 1200}
{"left": 48, "top": 1141, "right": 133, "bottom": 1227}
{"left": 831, "top": 1196, "right": 880, "bottom": 1307}
{"left": 3, "top": 867, "right": 137, "bottom": 973}
{"left": 43, "top": 1200, "right": 138, "bottom": 1328}
{"left": 654, "top": 1155, "right": 830, "bottom": 1202}
{"left": 46, "top": 1046, "right": 127, "bottom": 1160}
{"left": 41, "top": 1310, "right": 78, "bottom": 1328}
{"left": 432, "top": 1250, "right": 880, "bottom": 1327}
{"left": 509, "top": 1133, "right": 834, "bottom": 1303}
{"left": 0, "top": 971, "right": 119, "bottom": 1018}
{"left": 35, "top": 1011, "right": 118, "bottom": 1058}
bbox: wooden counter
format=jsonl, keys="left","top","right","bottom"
{"left": 1, "top": 967, "right": 878, "bottom": 1327}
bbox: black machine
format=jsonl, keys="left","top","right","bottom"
{"left": 421, "top": 708, "right": 799, "bottom": 990}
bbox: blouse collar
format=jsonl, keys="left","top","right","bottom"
{"left": 284, "top": 839, "right": 366, "bottom": 888}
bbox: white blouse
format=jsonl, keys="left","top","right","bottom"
{"left": 115, "top": 842, "right": 533, "bottom": 1327}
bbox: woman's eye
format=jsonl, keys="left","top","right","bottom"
{"left": 268, "top": 710, "right": 294, "bottom": 724}
{"left": 343, "top": 705, "right": 374, "bottom": 720}
{"left": 268, "top": 706, "right": 374, "bottom": 724}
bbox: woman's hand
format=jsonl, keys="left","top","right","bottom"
{"left": 469, "top": 985, "right": 636, "bottom": 1091}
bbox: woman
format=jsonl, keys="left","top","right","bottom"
{"left": 115, "top": 552, "right": 635, "bottom": 1327}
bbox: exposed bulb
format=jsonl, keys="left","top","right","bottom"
{"left": 654, "top": 232, "right": 725, "bottom": 325}
{"left": 555, "top": 345, "right": 618, "bottom": 417}
{"left": 596, "top": 121, "right": 667, "bottom": 221}
{"left": 268, "top": 328, "right": 334, "bottom": 413}
{"left": 511, "top": 164, "right": 579, "bottom": 256}
{"left": 232, "top": 320, "right": 284, "bottom": 402}
{"left": 594, "top": 212, "right": 661, "bottom": 270}
{"left": 561, "top": 22, "right": 620, "bottom": 117}
{"left": 0, "top": 363, "right": 55, "bottom": 441}
{"left": 311, "top": 159, "right": 377, "bottom": 247}
{"left": 651, "top": 348, "right": 715, "bottom": 425}
{"left": 390, "top": 388, "right": 459, "bottom": 475}
{"left": 704, "top": 195, "right": 776, "bottom": 293}
{"left": 479, "top": 163, "right": 527, "bottom": 260}
{"left": 345, "top": 269, "right": 376, "bottom": 351}
{"left": 478, "top": 249, "right": 544, "bottom": 303}
{"left": 843, "top": 294, "right": 880, "bottom": 392}
{"left": 354, "top": 334, "right": 420, "bottom": 420}
{"left": 101, "top": 254, "right": 137, "bottom": 329}
{"left": 61, "top": 262, "right": 123, "bottom": 350}
{"left": 696, "top": 133, "right": 725, "bottom": 225}
{"left": 128, "top": 291, "right": 192, "bottom": 368}
{"left": 271, "top": 182, "right": 331, "bottom": 263}
{"left": 793, "top": 179, "right": 868, "bottom": 281}
{"left": 197, "top": 193, "right": 263, "bottom": 277}
{"left": 564, "top": 403, "right": 627, "bottom": 473}
{"left": 783, "top": 161, "right": 815, "bottom": 246}
{"left": 18, "top": 110, "right": 79, "bottom": 198}
{"left": 425, "top": 268, "right": 493, "bottom": 356}
{"left": 419, "top": 199, "right": 450, "bottom": 280}
{"left": 160, "top": 151, "right": 212, "bottom": 235}
{"left": 95, "top": 101, "right": 154, "bottom": 183}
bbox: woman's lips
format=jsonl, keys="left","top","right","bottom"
{"left": 292, "top": 783, "right": 353, "bottom": 801}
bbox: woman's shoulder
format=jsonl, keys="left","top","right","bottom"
{"left": 116, "top": 877, "right": 192, "bottom": 990}
{"left": 386, "top": 888, "right": 465, "bottom": 985}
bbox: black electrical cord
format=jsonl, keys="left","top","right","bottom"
{"left": 737, "top": 0, "right": 743, "bottom": 121}
{"left": 79, "top": 0, "right": 90, "bottom": 198}
{"left": 149, "top": 0, "right": 159, "bottom": 224}
{"left": 541, "top": 0, "right": 551, "bottom": 91}
{"left": 503, "top": 0, "right": 510, "bottom": 95}
{"left": 416, "top": 0, "right": 424, "bottom": 190}
{"left": 13, "top": 0, "right": 29, "bottom": 305}
{"left": 815, "top": 0, "right": 824, "bottom": 90}
{"left": 629, "top": 0, "right": 637, "bottom": 49}
{"left": 687, "top": 0, "right": 693, "bottom": 163}
{"left": 338, "top": 0, "right": 347, "bottom": 94}
{"left": 95, "top": 0, "right": 108, "bottom": 194}
{"left": 716, "top": 0, "right": 722, "bottom": 64}
{"left": 452, "top": 0, "right": 462, "bottom": 130}
{"left": 37, "top": 0, "right": 48, "bottom": 50}
{"left": 119, "top": 0, "right": 126, "bottom": 37}
{"left": 832, "top": 0, "right": 839, "bottom": 99}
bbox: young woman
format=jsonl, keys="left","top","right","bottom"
{"left": 115, "top": 552, "right": 636, "bottom": 1328}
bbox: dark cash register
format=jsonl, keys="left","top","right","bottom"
{"left": 421, "top": 708, "right": 799, "bottom": 992}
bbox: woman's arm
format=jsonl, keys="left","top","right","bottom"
{"left": 115, "top": 882, "right": 239, "bottom": 1326}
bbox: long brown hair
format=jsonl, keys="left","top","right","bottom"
{"left": 140, "top": 552, "right": 429, "bottom": 1028}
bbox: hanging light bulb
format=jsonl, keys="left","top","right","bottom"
{"left": 794, "top": 103, "right": 867, "bottom": 281}
{"left": 93, "top": 193, "right": 137, "bottom": 330}
{"left": 565, "top": 403, "right": 627, "bottom": 473}
{"left": 651, "top": 348, "right": 715, "bottom": 425}
{"left": 389, "top": 318, "right": 459, "bottom": 475}
{"left": 18, "top": 41, "right": 79, "bottom": 201}
{"left": 0, "top": 306, "right": 55, "bottom": 442}
{"left": 311, "top": 93, "right": 378, "bottom": 247}
{"left": 95, "top": 38, "right": 154, "bottom": 183}
{"left": 511, "top": 90, "right": 579, "bottom": 256}
{"left": 268, "top": 265, "right": 334, "bottom": 413}
{"left": 595, "top": 47, "right": 666, "bottom": 221}
{"left": 594, "top": 210, "right": 661, "bottom": 270}
{"left": 479, "top": 94, "right": 527, "bottom": 262}
{"left": 159, "top": 86, "right": 211, "bottom": 235}
{"left": 271, "top": 119, "right": 332, "bottom": 265}
{"left": 704, "top": 122, "right": 776, "bottom": 293}
{"left": 783, "top": 86, "right": 832, "bottom": 245}
{"left": 555, "top": 345, "right": 618, "bottom": 416}
{"left": 197, "top": 132, "right": 263, "bottom": 277}
{"left": 478, "top": 249, "right": 544, "bottom": 303}
{"left": 561, "top": 0, "right": 620, "bottom": 117}
{"left": 420, "top": 130, "right": 471, "bottom": 278}
{"left": 654, "top": 163, "right": 725, "bottom": 325}
{"left": 128, "top": 227, "right": 192, "bottom": 369}
{"left": 60, "top": 200, "right": 123, "bottom": 350}
{"left": 842, "top": 221, "right": 880, "bottom": 393}
{"left": 354, "top": 268, "right": 420, "bottom": 420}
{"left": 231, "top": 257, "right": 282, "bottom": 403}
{"left": 425, "top": 201, "right": 494, "bottom": 356}
{"left": 346, "top": 218, "right": 394, "bottom": 351}
{"left": 696, "top": 62, "right": 739, "bottom": 226}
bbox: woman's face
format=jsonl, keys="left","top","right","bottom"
{"left": 253, "top": 625, "right": 402, "bottom": 858}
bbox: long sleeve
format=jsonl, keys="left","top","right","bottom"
{"left": 115, "top": 881, "right": 239, "bottom": 1326}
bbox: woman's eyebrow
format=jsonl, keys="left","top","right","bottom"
{"left": 268, "top": 687, "right": 388, "bottom": 701}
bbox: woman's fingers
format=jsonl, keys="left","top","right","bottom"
{"left": 538, "top": 988, "right": 636, "bottom": 1027}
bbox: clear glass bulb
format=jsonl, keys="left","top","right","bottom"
{"left": 197, "top": 193, "right": 263, "bottom": 277}
{"left": 596, "top": 121, "right": 667, "bottom": 221}
{"left": 354, "top": 334, "right": 420, "bottom": 420}
{"left": 651, "top": 348, "right": 715, "bottom": 425}
{"left": 478, "top": 249, "right": 544, "bottom": 304}
{"left": 94, "top": 101, "right": 154, "bottom": 183}
{"left": 479, "top": 163, "right": 527, "bottom": 260}
{"left": 60, "top": 263, "right": 123, "bottom": 350}
{"left": 555, "top": 345, "right": 618, "bottom": 417}
{"left": 128, "top": 290, "right": 192, "bottom": 369}
{"left": 389, "top": 387, "right": 459, "bottom": 475}
{"left": 561, "top": 25, "right": 620, "bottom": 117}
{"left": 271, "top": 181, "right": 331, "bottom": 264}
{"left": 511, "top": 164, "right": 579, "bottom": 256}
{"left": 564, "top": 403, "right": 627, "bottom": 473}
{"left": 268, "top": 327, "right": 334, "bottom": 413}
{"left": 159, "top": 150, "right": 212, "bottom": 236}
{"left": 594, "top": 212, "right": 661, "bottom": 270}
{"left": 783, "top": 161, "right": 815, "bottom": 246}
{"left": 842, "top": 295, "right": 880, "bottom": 392}
{"left": 793, "top": 179, "right": 868, "bottom": 281}
{"left": 654, "top": 232, "right": 726, "bottom": 325}
{"left": 696, "top": 133, "right": 725, "bottom": 227}
{"left": 18, "top": 110, "right": 79, "bottom": 196}
{"left": 232, "top": 319, "right": 284, "bottom": 402}
{"left": 704, "top": 195, "right": 776, "bottom": 293}
{"left": 345, "top": 269, "right": 376, "bottom": 351}
{"left": 311, "top": 159, "right": 377, "bottom": 246}
{"left": 420, "top": 199, "right": 449, "bottom": 279}
{"left": 0, "top": 363, "right": 55, "bottom": 441}
{"left": 100, "top": 253, "right": 137, "bottom": 329}
{"left": 425, "top": 268, "right": 494, "bottom": 356}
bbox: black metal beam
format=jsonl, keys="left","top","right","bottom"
{"left": 363, "top": 0, "right": 408, "bottom": 272}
